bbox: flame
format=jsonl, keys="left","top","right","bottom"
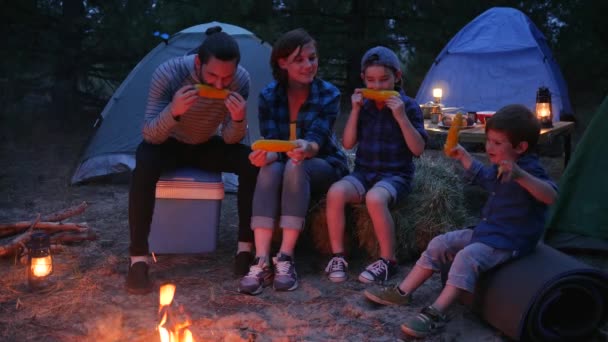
{"left": 159, "top": 284, "right": 176, "bottom": 307}
{"left": 31, "top": 256, "right": 52, "bottom": 277}
{"left": 158, "top": 284, "right": 194, "bottom": 342}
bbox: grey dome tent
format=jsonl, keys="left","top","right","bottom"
{"left": 71, "top": 22, "right": 273, "bottom": 187}
{"left": 416, "top": 7, "right": 573, "bottom": 121}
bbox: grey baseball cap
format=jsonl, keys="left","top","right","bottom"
{"left": 360, "top": 46, "right": 401, "bottom": 72}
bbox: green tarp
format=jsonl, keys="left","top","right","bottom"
{"left": 545, "top": 96, "right": 608, "bottom": 250}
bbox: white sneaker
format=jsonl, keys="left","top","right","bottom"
{"left": 325, "top": 256, "right": 349, "bottom": 283}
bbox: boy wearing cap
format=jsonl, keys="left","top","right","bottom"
{"left": 324, "top": 46, "right": 428, "bottom": 284}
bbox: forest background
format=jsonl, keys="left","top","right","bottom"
{"left": 1, "top": 0, "right": 606, "bottom": 131}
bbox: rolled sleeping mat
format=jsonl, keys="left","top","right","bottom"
{"left": 468, "top": 243, "right": 608, "bottom": 341}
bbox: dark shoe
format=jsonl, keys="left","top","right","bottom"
{"left": 234, "top": 251, "right": 254, "bottom": 276}
{"left": 364, "top": 286, "right": 412, "bottom": 306}
{"left": 273, "top": 253, "right": 298, "bottom": 291}
{"left": 358, "top": 258, "right": 397, "bottom": 284}
{"left": 400, "top": 305, "right": 448, "bottom": 338}
{"left": 325, "top": 256, "right": 349, "bottom": 283}
{"left": 238, "top": 257, "right": 273, "bottom": 295}
{"left": 126, "top": 261, "right": 153, "bottom": 295}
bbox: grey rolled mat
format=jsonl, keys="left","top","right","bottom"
{"left": 469, "top": 243, "right": 608, "bottom": 341}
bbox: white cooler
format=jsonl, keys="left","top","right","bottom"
{"left": 149, "top": 168, "right": 224, "bottom": 254}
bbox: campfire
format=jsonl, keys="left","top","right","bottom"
{"left": 158, "top": 284, "right": 194, "bottom": 342}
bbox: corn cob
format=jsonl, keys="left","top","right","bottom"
{"left": 194, "top": 84, "right": 230, "bottom": 99}
{"left": 444, "top": 112, "right": 464, "bottom": 156}
{"left": 360, "top": 89, "right": 399, "bottom": 102}
{"left": 251, "top": 139, "right": 297, "bottom": 152}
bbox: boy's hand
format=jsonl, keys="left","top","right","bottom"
{"left": 385, "top": 95, "right": 406, "bottom": 121}
{"left": 351, "top": 89, "right": 364, "bottom": 111}
{"left": 170, "top": 85, "right": 199, "bottom": 117}
{"left": 447, "top": 144, "right": 467, "bottom": 160}
{"left": 497, "top": 160, "right": 524, "bottom": 182}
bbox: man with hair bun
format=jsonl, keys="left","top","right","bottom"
{"left": 126, "top": 26, "right": 259, "bottom": 294}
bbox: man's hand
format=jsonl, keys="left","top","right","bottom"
{"left": 225, "top": 92, "right": 246, "bottom": 122}
{"left": 170, "top": 85, "right": 199, "bottom": 117}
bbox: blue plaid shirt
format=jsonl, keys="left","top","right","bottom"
{"left": 258, "top": 78, "right": 349, "bottom": 177}
{"left": 466, "top": 154, "right": 558, "bottom": 254}
{"left": 354, "top": 91, "right": 428, "bottom": 183}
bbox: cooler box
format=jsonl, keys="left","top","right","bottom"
{"left": 149, "top": 168, "right": 224, "bottom": 254}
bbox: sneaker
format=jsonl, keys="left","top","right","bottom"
{"left": 126, "top": 261, "right": 153, "bottom": 295}
{"left": 273, "top": 253, "right": 298, "bottom": 291}
{"left": 238, "top": 257, "right": 273, "bottom": 295}
{"left": 234, "top": 251, "right": 254, "bottom": 276}
{"left": 358, "top": 258, "right": 397, "bottom": 284}
{"left": 400, "top": 306, "right": 448, "bottom": 338}
{"left": 364, "top": 286, "right": 412, "bottom": 306}
{"left": 325, "top": 256, "right": 349, "bottom": 283}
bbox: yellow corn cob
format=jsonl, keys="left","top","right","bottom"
{"left": 289, "top": 122, "right": 297, "bottom": 140}
{"left": 251, "top": 139, "right": 297, "bottom": 152}
{"left": 444, "top": 113, "right": 464, "bottom": 156}
{"left": 194, "top": 84, "right": 230, "bottom": 99}
{"left": 360, "top": 89, "right": 399, "bottom": 102}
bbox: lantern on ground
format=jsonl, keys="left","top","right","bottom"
{"left": 536, "top": 87, "right": 553, "bottom": 128}
{"left": 27, "top": 232, "right": 53, "bottom": 291}
{"left": 432, "top": 88, "right": 443, "bottom": 104}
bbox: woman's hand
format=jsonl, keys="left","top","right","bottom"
{"left": 287, "top": 139, "right": 313, "bottom": 164}
{"left": 249, "top": 150, "right": 277, "bottom": 167}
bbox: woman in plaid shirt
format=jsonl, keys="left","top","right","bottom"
{"left": 324, "top": 46, "right": 428, "bottom": 284}
{"left": 238, "top": 28, "right": 348, "bottom": 295}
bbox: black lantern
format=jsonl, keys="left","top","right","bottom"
{"left": 536, "top": 87, "right": 553, "bottom": 128}
{"left": 27, "top": 232, "right": 53, "bottom": 291}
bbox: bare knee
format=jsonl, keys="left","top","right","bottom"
{"left": 365, "top": 188, "right": 390, "bottom": 210}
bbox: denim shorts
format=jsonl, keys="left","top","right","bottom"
{"left": 342, "top": 171, "right": 411, "bottom": 206}
{"left": 416, "top": 229, "right": 516, "bottom": 293}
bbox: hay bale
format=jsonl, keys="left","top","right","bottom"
{"left": 306, "top": 155, "right": 473, "bottom": 262}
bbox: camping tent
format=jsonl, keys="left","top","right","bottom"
{"left": 544, "top": 95, "right": 608, "bottom": 252}
{"left": 416, "top": 7, "right": 573, "bottom": 121}
{"left": 71, "top": 22, "right": 273, "bottom": 186}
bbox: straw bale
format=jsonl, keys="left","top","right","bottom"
{"left": 306, "top": 155, "right": 472, "bottom": 262}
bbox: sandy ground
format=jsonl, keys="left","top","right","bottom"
{"left": 0, "top": 115, "right": 603, "bottom": 341}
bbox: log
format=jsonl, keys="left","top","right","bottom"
{"left": 50, "top": 230, "right": 97, "bottom": 244}
{"left": 0, "top": 215, "right": 40, "bottom": 257}
{"left": 0, "top": 222, "right": 89, "bottom": 238}
{"left": 41, "top": 201, "right": 88, "bottom": 222}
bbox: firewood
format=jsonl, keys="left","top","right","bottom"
{"left": 0, "top": 222, "right": 89, "bottom": 238}
{"left": 0, "top": 215, "right": 40, "bottom": 257}
{"left": 41, "top": 201, "right": 88, "bottom": 222}
{"left": 50, "top": 230, "right": 97, "bottom": 244}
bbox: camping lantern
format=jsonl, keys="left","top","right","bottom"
{"left": 536, "top": 87, "right": 553, "bottom": 128}
{"left": 432, "top": 88, "right": 443, "bottom": 104}
{"left": 27, "top": 232, "right": 53, "bottom": 291}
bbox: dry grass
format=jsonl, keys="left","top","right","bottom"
{"left": 1, "top": 110, "right": 606, "bottom": 341}
{"left": 308, "top": 155, "right": 472, "bottom": 262}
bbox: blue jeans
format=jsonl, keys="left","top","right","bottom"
{"left": 416, "top": 229, "right": 515, "bottom": 293}
{"left": 251, "top": 158, "right": 341, "bottom": 230}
